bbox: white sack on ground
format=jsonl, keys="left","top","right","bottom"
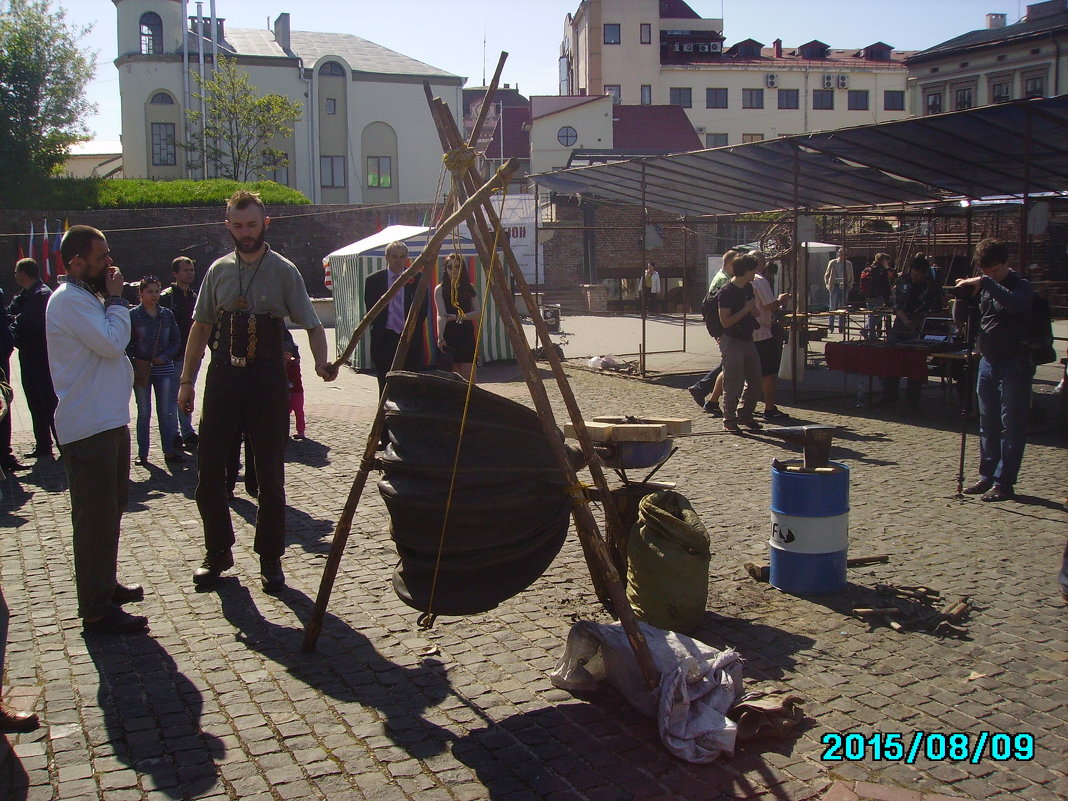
{"left": 549, "top": 620, "right": 744, "bottom": 763}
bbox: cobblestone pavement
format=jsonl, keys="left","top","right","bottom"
{"left": 1, "top": 350, "right": 1066, "bottom": 801}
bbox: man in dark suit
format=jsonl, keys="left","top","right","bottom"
{"left": 11, "top": 258, "right": 57, "bottom": 460}
{"left": 364, "top": 240, "right": 427, "bottom": 396}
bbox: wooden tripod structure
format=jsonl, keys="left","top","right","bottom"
{"left": 302, "top": 54, "right": 658, "bottom": 688}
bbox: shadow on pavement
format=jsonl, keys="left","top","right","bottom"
{"left": 85, "top": 631, "right": 225, "bottom": 799}
{"left": 693, "top": 613, "right": 817, "bottom": 681}
{"left": 216, "top": 581, "right": 452, "bottom": 760}
{"left": 285, "top": 436, "right": 330, "bottom": 467}
{"left": 449, "top": 693, "right": 807, "bottom": 801}
{"left": 225, "top": 499, "right": 334, "bottom": 554}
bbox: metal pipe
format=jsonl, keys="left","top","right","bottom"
{"left": 196, "top": 3, "right": 206, "bottom": 176}
{"left": 182, "top": 0, "right": 190, "bottom": 175}
{"left": 1020, "top": 107, "right": 1033, "bottom": 275}
{"left": 640, "top": 162, "right": 647, "bottom": 376}
{"left": 791, "top": 143, "right": 801, "bottom": 405}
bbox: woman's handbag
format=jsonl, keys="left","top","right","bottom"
{"left": 132, "top": 358, "right": 152, "bottom": 388}
{"left": 132, "top": 314, "right": 162, "bottom": 388}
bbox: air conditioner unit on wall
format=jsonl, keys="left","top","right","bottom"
{"left": 766, "top": 73, "right": 777, "bottom": 88}
{"left": 823, "top": 74, "right": 834, "bottom": 89}
{"left": 837, "top": 74, "right": 849, "bottom": 89}
{"left": 696, "top": 126, "right": 707, "bottom": 133}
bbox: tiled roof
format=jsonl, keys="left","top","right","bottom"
{"left": 659, "top": 0, "right": 701, "bottom": 20}
{"left": 205, "top": 27, "right": 459, "bottom": 79}
{"left": 611, "top": 105, "right": 700, "bottom": 152}
{"left": 908, "top": 7, "right": 1068, "bottom": 61}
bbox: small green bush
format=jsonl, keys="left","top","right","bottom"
{"left": 7, "top": 178, "right": 310, "bottom": 210}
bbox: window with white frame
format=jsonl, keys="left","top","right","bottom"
{"left": 140, "top": 13, "right": 162, "bottom": 55}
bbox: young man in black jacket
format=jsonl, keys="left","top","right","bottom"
{"left": 952, "top": 238, "right": 1034, "bottom": 502}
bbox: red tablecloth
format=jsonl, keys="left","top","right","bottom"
{"left": 824, "top": 342, "right": 930, "bottom": 381}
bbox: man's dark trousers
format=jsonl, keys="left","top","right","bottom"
{"left": 195, "top": 359, "right": 288, "bottom": 558}
{"left": 62, "top": 426, "right": 130, "bottom": 619}
{"left": 19, "top": 356, "right": 56, "bottom": 451}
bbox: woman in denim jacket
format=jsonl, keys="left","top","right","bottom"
{"left": 127, "top": 276, "right": 183, "bottom": 465}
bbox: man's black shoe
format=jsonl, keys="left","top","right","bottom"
{"left": 260, "top": 557, "right": 285, "bottom": 593}
{"left": 23, "top": 448, "right": 53, "bottom": 459}
{"left": 183, "top": 432, "right": 199, "bottom": 448}
{"left": 83, "top": 606, "right": 148, "bottom": 635}
{"left": 762, "top": 408, "right": 791, "bottom": 421}
{"left": 963, "top": 478, "right": 994, "bottom": 495}
{"left": 111, "top": 583, "right": 144, "bottom": 605}
{"left": 193, "top": 550, "right": 234, "bottom": 587}
{"left": 0, "top": 702, "right": 39, "bottom": 733}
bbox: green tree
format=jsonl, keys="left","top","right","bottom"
{"left": 0, "top": 0, "right": 95, "bottom": 204}
{"left": 187, "top": 55, "right": 302, "bottom": 181}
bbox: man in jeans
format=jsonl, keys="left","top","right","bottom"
{"left": 824, "top": 248, "right": 853, "bottom": 334}
{"left": 717, "top": 254, "right": 763, "bottom": 434}
{"left": 953, "top": 238, "right": 1035, "bottom": 503}
{"left": 159, "top": 256, "right": 198, "bottom": 449}
{"left": 687, "top": 249, "right": 737, "bottom": 416}
{"left": 46, "top": 225, "right": 147, "bottom": 634}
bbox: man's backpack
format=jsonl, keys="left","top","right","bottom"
{"left": 1024, "top": 292, "right": 1057, "bottom": 365}
{"left": 701, "top": 287, "right": 724, "bottom": 338}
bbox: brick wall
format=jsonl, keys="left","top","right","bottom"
{"left": 0, "top": 203, "right": 435, "bottom": 301}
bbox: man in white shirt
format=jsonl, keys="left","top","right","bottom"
{"left": 823, "top": 248, "right": 853, "bottom": 334}
{"left": 750, "top": 253, "right": 792, "bottom": 420}
{"left": 47, "top": 225, "right": 147, "bottom": 634}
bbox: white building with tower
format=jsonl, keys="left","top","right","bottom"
{"left": 114, "top": 0, "right": 464, "bottom": 203}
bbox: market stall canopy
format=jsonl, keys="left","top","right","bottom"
{"left": 532, "top": 95, "right": 1068, "bottom": 218}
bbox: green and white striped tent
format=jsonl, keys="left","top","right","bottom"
{"left": 325, "top": 225, "right": 515, "bottom": 370}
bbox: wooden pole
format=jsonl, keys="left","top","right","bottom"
{"left": 302, "top": 161, "right": 518, "bottom": 652}
{"left": 427, "top": 89, "right": 659, "bottom": 688}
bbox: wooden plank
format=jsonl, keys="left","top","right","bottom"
{"left": 608, "top": 423, "right": 668, "bottom": 442}
{"left": 591, "top": 415, "right": 690, "bottom": 435}
{"left": 563, "top": 421, "right": 614, "bottom": 441}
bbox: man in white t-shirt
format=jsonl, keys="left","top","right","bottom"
{"left": 750, "top": 253, "right": 792, "bottom": 420}
{"left": 47, "top": 225, "right": 147, "bottom": 635}
{"left": 823, "top": 248, "right": 853, "bottom": 333}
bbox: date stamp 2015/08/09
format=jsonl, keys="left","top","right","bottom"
{"left": 820, "top": 732, "right": 1034, "bottom": 764}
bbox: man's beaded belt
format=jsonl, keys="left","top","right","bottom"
{"left": 210, "top": 310, "right": 284, "bottom": 367}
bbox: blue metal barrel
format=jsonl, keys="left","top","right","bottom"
{"left": 768, "top": 461, "right": 850, "bottom": 594}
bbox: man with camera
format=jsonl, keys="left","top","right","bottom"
{"left": 952, "top": 238, "right": 1034, "bottom": 503}
{"left": 46, "top": 226, "right": 147, "bottom": 634}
